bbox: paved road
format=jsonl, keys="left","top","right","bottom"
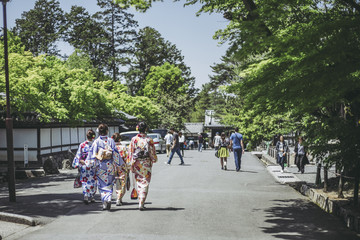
{"left": 2, "top": 150, "right": 360, "bottom": 240}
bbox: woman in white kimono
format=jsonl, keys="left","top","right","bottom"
{"left": 72, "top": 129, "right": 96, "bottom": 204}
{"left": 86, "top": 124, "right": 124, "bottom": 210}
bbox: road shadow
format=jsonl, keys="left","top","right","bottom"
{"left": 0, "top": 192, "right": 102, "bottom": 224}
{"left": 113, "top": 207, "right": 185, "bottom": 212}
{"left": 260, "top": 199, "right": 360, "bottom": 240}
{"left": 0, "top": 171, "right": 77, "bottom": 192}
{"left": 226, "top": 169, "right": 258, "bottom": 173}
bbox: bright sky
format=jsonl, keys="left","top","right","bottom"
{"left": 1, "top": 0, "right": 229, "bottom": 89}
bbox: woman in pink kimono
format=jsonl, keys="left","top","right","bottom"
{"left": 72, "top": 129, "right": 96, "bottom": 204}
{"left": 112, "top": 132, "right": 130, "bottom": 206}
{"left": 128, "top": 122, "right": 158, "bottom": 210}
{"left": 86, "top": 124, "right": 124, "bottom": 210}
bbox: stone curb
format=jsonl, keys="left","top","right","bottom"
{"left": 292, "top": 182, "right": 360, "bottom": 233}
{"left": 0, "top": 212, "right": 38, "bottom": 226}
{"left": 252, "top": 151, "right": 360, "bottom": 233}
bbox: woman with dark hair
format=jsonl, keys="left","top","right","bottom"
{"left": 86, "top": 123, "right": 124, "bottom": 210}
{"left": 128, "top": 122, "right": 158, "bottom": 210}
{"left": 276, "top": 135, "right": 289, "bottom": 173}
{"left": 218, "top": 132, "right": 230, "bottom": 170}
{"left": 112, "top": 132, "right": 130, "bottom": 206}
{"left": 294, "top": 136, "right": 309, "bottom": 174}
{"left": 72, "top": 129, "right": 97, "bottom": 204}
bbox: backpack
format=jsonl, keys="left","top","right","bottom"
{"left": 133, "top": 137, "right": 150, "bottom": 159}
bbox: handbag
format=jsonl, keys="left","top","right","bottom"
{"left": 130, "top": 173, "right": 138, "bottom": 200}
{"left": 215, "top": 150, "right": 219, "bottom": 158}
{"left": 73, "top": 170, "right": 81, "bottom": 188}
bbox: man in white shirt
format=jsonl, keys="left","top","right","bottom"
{"left": 164, "top": 131, "right": 173, "bottom": 157}
{"left": 179, "top": 131, "right": 185, "bottom": 157}
{"left": 213, "top": 132, "right": 221, "bottom": 151}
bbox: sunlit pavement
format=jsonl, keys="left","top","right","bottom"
{"left": 1, "top": 150, "right": 359, "bottom": 240}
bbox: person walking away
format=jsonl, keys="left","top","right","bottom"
{"left": 164, "top": 131, "right": 173, "bottom": 157}
{"left": 128, "top": 122, "right": 158, "bottom": 210}
{"left": 179, "top": 131, "right": 185, "bottom": 157}
{"left": 189, "top": 139, "right": 194, "bottom": 150}
{"left": 230, "top": 127, "right": 245, "bottom": 172}
{"left": 276, "top": 135, "right": 289, "bottom": 173}
{"left": 72, "top": 129, "right": 97, "bottom": 204}
{"left": 218, "top": 132, "right": 230, "bottom": 170}
{"left": 213, "top": 132, "right": 221, "bottom": 151}
{"left": 198, "top": 133, "right": 203, "bottom": 152}
{"left": 86, "top": 123, "right": 124, "bottom": 210}
{"left": 112, "top": 133, "right": 130, "bottom": 206}
{"left": 294, "top": 136, "right": 309, "bottom": 174}
{"left": 166, "top": 128, "right": 185, "bottom": 165}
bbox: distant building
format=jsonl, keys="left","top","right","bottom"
{"left": 204, "top": 110, "right": 232, "bottom": 139}
{"left": 183, "top": 123, "right": 204, "bottom": 138}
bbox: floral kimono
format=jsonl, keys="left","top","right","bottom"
{"left": 86, "top": 136, "right": 124, "bottom": 203}
{"left": 128, "top": 133, "right": 158, "bottom": 208}
{"left": 115, "top": 143, "right": 130, "bottom": 203}
{"left": 72, "top": 140, "right": 97, "bottom": 199}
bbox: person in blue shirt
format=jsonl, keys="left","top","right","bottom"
{"left": 229, "top": 127, "right": 245, "bottom": 172}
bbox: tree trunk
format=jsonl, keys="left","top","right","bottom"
{"left": 316, "top": 162, "right": 322, "bottom": 186}
{"left": 354, "top": 161, "right": 360, "bottom": 206}
{"left": 338, "top": 172, "right": 345, "bottom": 198}
{"left": 324, "top": 166, "right": 328, "bottom": 192}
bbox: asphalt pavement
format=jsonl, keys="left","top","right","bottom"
{"left": 1, "top": 150, "right": 359, "bottom": 240}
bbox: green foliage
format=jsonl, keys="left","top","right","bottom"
{"left": 142, "top": 62, "right": 192, "bottom": 129}
{"left": 114, "top": 0, "right": 162, "bottom": 12}
{"left": 94, "top": 0, "right": 138, "bottom": 81}
{"left": 64, "top": 6, "right": 110, "bottom": 80}
{"left": 64, "top": 1, "right": 138, "bottom": 82}
{"left": 14, "top": 0, "right": 64, "bottom": 56}
{"left": 0, "top": 39, "right": 160, "bottom": 125}
{"left": 66, "top": 49, "right": 93, "bottom": 71}
{"left": 125, "top": 27, "right": 196, "bottom": 97}
{"left": 142, "top": 62, "right": 186, "bottom": 97}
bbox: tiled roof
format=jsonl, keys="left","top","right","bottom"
{"left": 183, "top": 123, "right": 204, "bottom": 134}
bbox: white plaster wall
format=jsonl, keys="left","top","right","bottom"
{"left": 52, "top": 128, "right": 61, "bottom": 146}
{"left": 40, "top": 129, "right": 51, "bottom": 148}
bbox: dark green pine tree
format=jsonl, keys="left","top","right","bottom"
{"left": 14, "top": 0, "right": 64, "bottom": 56}
{"left": 95, "top": 0, "right": 138, "bottom": 82}
{"left": 64, "top": 6, "right": 110, "bottom": 81}
{"left": 126, "top": 27, "right": 196, "bottom": 97}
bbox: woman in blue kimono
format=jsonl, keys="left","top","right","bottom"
{"left": 72, "top": 129, "right": 97, "bottom": 204}
{"left": 86, "top": 123, "right": 124, "bottom": 210}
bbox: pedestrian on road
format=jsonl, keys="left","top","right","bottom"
{"left": 294, "top": 136, "right": 309, "bottom": 174}
{"left": 229, "top": 127, "right": 245, "bottom": 172}
{"left": 86, "top": 123, "right": 124, "bottom": 210}
{"left": 166, "top": 128, "right": 185, "bottom": 165}
{"left": 164, "top": 131, "right": 173, "bottom": 157}
{"left": 128, "top": 122, "right": 158, "bottom": 210}
{"left": 218, "top": 132, "right": 230, "bottom": 170}
{"left": 275, "top": 135, "right": 289, "bottom": 173}
{"left": 112, "top": 132, "right": 130, "bottom": 206}
{"left": 189, "top": 139, "right": 194, "bottom": 150}
{"left": 179, "top": 131, "right": 185, "bottom": 157}
{"left": 198, "top": 133, "right": 203, "bottom": 152}
{"left": 213, "top": 132, "right": 221, "bottom": 151}
{"left": 72, "top": 129, "right": 97, "bottom": 204}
